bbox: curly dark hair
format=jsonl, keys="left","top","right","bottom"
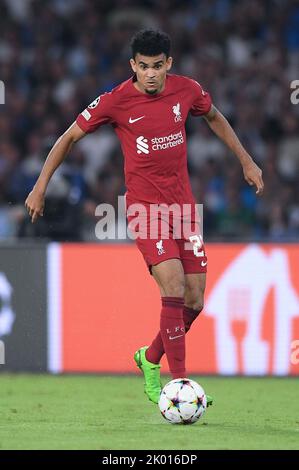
{"left": 130, "top": 29, "right": 171, "bottom": 59}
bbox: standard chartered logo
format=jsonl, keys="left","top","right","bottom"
{"left": 136, "top": 131, "right": 184, "bottom": 155}
{"left": 152, "top": 131, "right": 184, "bottom": 150}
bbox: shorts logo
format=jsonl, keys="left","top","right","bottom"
{"left": 156, "top": 240, "right": 165, "bottom": 255}
{"left": 172, "top": 102, "right": 182, "bottom": 122}
{"left": 136, "top": 136, "right": 149, "bottom": 154}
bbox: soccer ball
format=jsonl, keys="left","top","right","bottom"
{"left": 158, "top": 378, "right": 207, "bottom": 424}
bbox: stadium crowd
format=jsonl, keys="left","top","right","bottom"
{"left": 0, "top": 0, "right": 299, "bottom": 241}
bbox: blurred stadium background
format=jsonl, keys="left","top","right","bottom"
{"left": 0, "top": 1, "right": 299, "bottom": 379}
{"left": 1, "top": 0, "right": 299, "bottom": 241}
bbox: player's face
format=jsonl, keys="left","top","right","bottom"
{"left": 130, "top": 53, "right": 173, "bottom": 95}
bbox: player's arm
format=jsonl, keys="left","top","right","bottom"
{"left": 25, "top": 122, "right": 86, "bottom": 223}
{"left": 203, "top": 105, "right": 264, "bottom": 195}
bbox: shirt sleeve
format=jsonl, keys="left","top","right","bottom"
{"left": 189, "top": 79, "right": 212, "bottom": 117}
{"left": 76, "top": 92, "right": 114, "bottom": 133}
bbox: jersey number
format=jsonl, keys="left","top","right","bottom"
{"left": 189, "top": 235, "right": 204, "bottom": 257}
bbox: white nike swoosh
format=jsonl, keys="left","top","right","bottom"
{"left": 169, "top": 334, "right": 184, "bottom": 340}
{"left": 129, "top": 116, "right": 145, "bottom": 123}
{"left": 201, "top": 261, "right": 207, "bottom": 267}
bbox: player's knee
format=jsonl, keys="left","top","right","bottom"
{"left": 163, "top": 276, "right": 185, "bottom": 298}
{"left": 184, "top": 296, "right": 204, "bottom": 313}
{"left": 189, "top": 300, "right": 204, "bottom": 313}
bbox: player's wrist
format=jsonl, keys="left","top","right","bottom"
{"left": 33, "top": 182, "right": 47, "bottom": 196}
{"left": 240, "top": 153, "right": 253, "bottom": 168}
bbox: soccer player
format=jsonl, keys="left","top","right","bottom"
{"left": 25, "top": 30, "right": 263, "bottom": 405}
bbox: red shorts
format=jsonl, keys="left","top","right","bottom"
{"left": 127, "top": 205, "right": 207, "bottom": 275}
{"left": 134, "top": 236, "right": 208, "bottom": 274}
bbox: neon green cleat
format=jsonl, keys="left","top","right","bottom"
{"left": 206, "top": 394, "right": 213, "bottom": 407}
{"left": 134, "top": 346, "right": 162, "bottom": 404}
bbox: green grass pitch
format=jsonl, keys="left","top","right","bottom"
{"left": 0, "top": 374, "right": 298, "bottom": 450}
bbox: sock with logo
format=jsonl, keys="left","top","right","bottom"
{"left": 146, "top": 305, "right": 202, "bottom": 365}
{"left": 158, "top": 296, "right": 186, "bottom": 379}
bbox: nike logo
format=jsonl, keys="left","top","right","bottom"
{"left": 129, "top": 116, "right": 145, "bottom": 123}
{"left": 169, "top": 334, "right": 184, "bottom": 340}
{"left": 201, "top": 261, "right": 207, "bottom": 267}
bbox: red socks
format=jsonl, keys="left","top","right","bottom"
{"left": 160, "top": 297, "right": 185, "bottom": 379}
{"left": 146, "top": 303, "right": 201, "bottom": 379}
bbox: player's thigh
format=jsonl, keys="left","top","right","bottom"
{"left": 184, "top": 273, "right": 206, "bottom": 310}
{"left": 151, "top": 258, "right": 185, "bottom": 298}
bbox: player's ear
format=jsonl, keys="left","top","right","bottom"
{"left": 166, "top": 56, "right": 173, "bottom": 71}
{"left": 130, "top": 58, "right": 137, "bottom": 73}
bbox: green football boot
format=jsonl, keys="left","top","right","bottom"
{"left": 134, "top": 346, "right": 162, "bottom": 404}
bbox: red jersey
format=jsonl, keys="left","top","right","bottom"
{"left": 76, "top": 74, "right": 212, "bottom": 206}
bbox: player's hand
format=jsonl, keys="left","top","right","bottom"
{"left": 25, "top": 188, "right": 45, "bottom": 223}
{"left": 242, "top": 160, "right": 264, "bottom": 195}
